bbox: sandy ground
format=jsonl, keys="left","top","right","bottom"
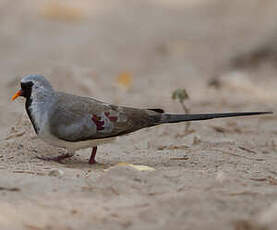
{"left": 0, "top": 0, "right": 277, "bottom": 229}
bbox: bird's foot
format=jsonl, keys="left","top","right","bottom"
{"left": 36, "top": 153, "right": 74, "bottom": 163}
{"left": 89, "top": 159, "right": 97, "bottom": 164}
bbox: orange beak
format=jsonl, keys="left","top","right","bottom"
{"left": 12, "top": 90, "right": 23, "bottom": 101}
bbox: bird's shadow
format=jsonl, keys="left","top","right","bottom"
{"left": 62, "top": 159, "right": 112, "bottom": 169}
{"left": 33, "top": 154, "right": 113, "bottom": 169}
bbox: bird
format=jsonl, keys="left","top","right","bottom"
{"left": 12, "top": 74, "right": 272, "bottom": 164}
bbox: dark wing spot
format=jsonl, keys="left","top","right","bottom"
{"left": 148, "top": 108, "right": 164, "bottom": 113}
{"left": 92, "top": 115, "right": 105, "bottom": 130}
{"left": 105, "top": 112, "right": 118, "bottom": 122}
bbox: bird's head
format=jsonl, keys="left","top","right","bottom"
{"left": 12, "top": 74, "right": 54, "bottom": 101}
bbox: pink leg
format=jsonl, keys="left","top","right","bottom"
{"left": 89, "top": 146, "right": 97, "bottom": 164}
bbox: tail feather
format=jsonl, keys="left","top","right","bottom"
{"left": 159, "top": 112, "right": 272, "bottom": 124}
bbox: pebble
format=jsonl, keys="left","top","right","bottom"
{"left": 48, "top": 168, "right": 64, "bottom": 177}
{"left": 193, "top": 135, "right": 201, "bottom": 145}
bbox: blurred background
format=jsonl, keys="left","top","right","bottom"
{"left": 1, "top": 0, "right": 276, "bottom": 137}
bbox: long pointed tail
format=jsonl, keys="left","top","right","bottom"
{"left": 159, "top": 111, "right": 272, "bottom": 124}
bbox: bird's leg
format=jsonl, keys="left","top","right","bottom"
{"left": 36, "top": 152, "right": 74, "bottom": 163}
{"left": 89, "top": 146, "right": 97, "bottom": 164}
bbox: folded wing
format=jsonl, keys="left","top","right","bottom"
{"left": 49, "top": 92, "right": 161, "bottom": 142}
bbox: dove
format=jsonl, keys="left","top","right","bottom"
{"left": 12, "top": 74, "right": 272, "bottom": 164}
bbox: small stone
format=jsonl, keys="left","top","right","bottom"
{"left": 48, "top": 168, "right": 64, "bottom": 177}
{"left": 193, "top": 135, "right": 201, "bottom": 145}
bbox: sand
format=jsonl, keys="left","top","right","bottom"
{"left": 0, "top": 0, "right": 276, "bottom": 229}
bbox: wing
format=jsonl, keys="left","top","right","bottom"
{"left": 49, "top": 92, "right": 161, "bottom": 142}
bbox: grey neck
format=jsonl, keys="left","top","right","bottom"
{"left": 26, "top": 89, "right": 56, "bottom": 134}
